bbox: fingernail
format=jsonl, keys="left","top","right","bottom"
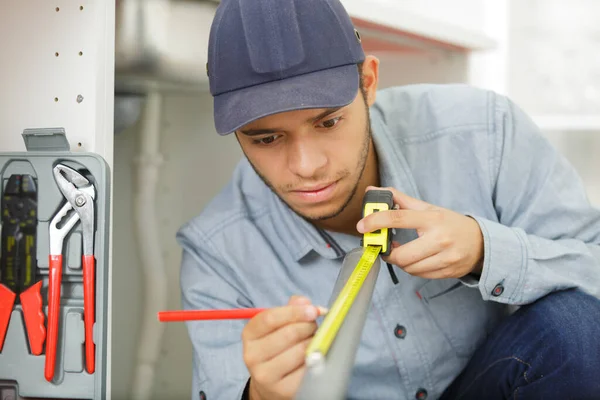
{"left": 305, "top": 306, "right": 318, "bottom": 320}
{"left": 316, "top": 306, "right": 329, "bottom": 316}
{"left": 356, "top": 220, "right": 364, "bottom": 233}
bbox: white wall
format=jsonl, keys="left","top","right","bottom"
{"left": 506, "top": 0, "right": 600, "bottom": 206}
{"left": 508, "top": 0, "right": 600, "bottom": 116}
{"left": 374, "top": 0, "right": 487, "bottom": 32}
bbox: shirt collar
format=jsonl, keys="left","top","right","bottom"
{"left": 270, "top": 192, "right": 342, "bottom": 261}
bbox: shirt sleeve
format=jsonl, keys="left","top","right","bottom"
{"left": 464, "top": 93, "right": 600, "bottom": 305}
{"left": 177, "top": 223, "right": 253, "bottom": 400}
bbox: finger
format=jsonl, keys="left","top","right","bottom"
{"left": 417, "top": 268, "right": 458, "bottom": 280}
{"left": 357, "top": 209, "right": 429, "bottom": 233}
{"left": 244, "top": 305, "right": 319, "bottom": 340}
{"left": 275, "top": 364, "right": 307, "bottom": 398}
{"left": 248, "top": 321, "right": 317, "bottom": 364}
{"left": 404, "top": 261, "right": 463, "bottom": 279}
{"left": 288, "top": 295, "right": 312, "bottom": 306}
{"left": 366, "top": 186, "right": 431, "bottom": 211}
{"left": 383, "top": 237, "right": 442, "bottom": 267}
{"left": 401, "top": 252, "right": 452, "bottom": 276}
{"left": 264, "top": 336, "right": 313, "bottom": 382}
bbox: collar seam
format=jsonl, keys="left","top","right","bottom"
{"left": 202, "top": 207, "right": 271, "bottom": 238}
{"left": 397, "top": 123, "right": 488, "bottom": 145}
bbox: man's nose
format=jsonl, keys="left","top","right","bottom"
{"left": 287, "top": 139, "right": 328, "bottom": 178}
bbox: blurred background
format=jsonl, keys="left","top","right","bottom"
{"left": 112, "top": 0, "right": 600, "bottom": 399}
{"left": 1, "top": 0, "right": 599, "bottom": 399}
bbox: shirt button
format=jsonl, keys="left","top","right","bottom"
{"left": 394, "top": 324, "right": 407, "bottom": 339}
{"left": 199, "top": 390, "right": 207, "bottom": 400}
{"left": 492, "top": 283, "right": 504, "bottom": 297}
{"left": 415, "top": 388, "right": 428, "bottom": 399}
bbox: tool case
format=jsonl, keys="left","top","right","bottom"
{"left": 0, "top": 129, "right": 110, "bottom": 399}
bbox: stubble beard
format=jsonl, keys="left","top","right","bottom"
{"left": 247, "top": 109, "right": 373, "bottom": 223}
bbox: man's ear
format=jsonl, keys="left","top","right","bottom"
{"left": 361, "top": 55, "right": 380, "bottom": 106}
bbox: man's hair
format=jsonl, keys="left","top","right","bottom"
{"left": 357, "top": 61, "right": 368, "bottom": 105}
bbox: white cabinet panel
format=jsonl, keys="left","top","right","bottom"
{"left": 509, "top": 0, "right": 600, "bottom": 116}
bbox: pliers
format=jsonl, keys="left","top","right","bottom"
{"left": 46, "top": 164, "right": 96, "bottom": 381}
{"left": 0, "top": 174, "right": 45, "bottom": 356}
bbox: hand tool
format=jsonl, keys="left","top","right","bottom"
{"left": 46, "top": 164, "right": 96, "bottom": 381}
{"left": 305, "top": 189, "right": 393, "bottom": 368}
{"left": 157, "top": 306, "right": 328, "bottom": 322}
{"left": 0, "top": 174, "right": 45, "bottom": 355}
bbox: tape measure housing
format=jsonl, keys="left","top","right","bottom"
{"left": 361, "top": 190, "right": 394, "bottom": 256}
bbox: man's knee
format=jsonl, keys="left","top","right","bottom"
{"left": 440, "top": 288, "right": 600, "bottom": 399}
{"left": 517, "top": 288, "right": 600, "bottom": 393}
{"left": 520, "top": 288, "right": 600, "bottom": 331}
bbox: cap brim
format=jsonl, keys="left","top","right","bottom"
{"left": 213, "top": 64, "right": 360, "bottom": 135}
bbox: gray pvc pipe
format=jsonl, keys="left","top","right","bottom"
{"left": 295, "top": 247, "right": 381, "bottom": 400}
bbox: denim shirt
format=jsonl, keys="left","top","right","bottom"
{"left": 177, "top": 84, "right": 600, "bottom": 400}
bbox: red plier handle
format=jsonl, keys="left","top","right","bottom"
{"left": 0, "top": 284, "right": 17, "bottom": 352}
{"left": 0, "top": 282, "right": 45, "bottom": 356}
{"left": 83, "top": 254, "right": 95, "bottom": 374}
{"left": 45, "top": 254, "right": 63, "bottom": 381}
{"left": 20, "top": 281, "right": 46, "bottom": 355}
{"left": 45, "top": 254, "right": 95, "bottom": 380}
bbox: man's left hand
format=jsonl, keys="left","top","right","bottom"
{"left": 356, "top": 186, "right": 484, "bottom": 280}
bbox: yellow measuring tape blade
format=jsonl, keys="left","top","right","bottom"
{"left": 305, "top": 245, "right": 381, "bottom": 365}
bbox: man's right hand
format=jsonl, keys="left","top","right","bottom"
{"left": 242, "top": 295, "right": 320, "bottom": 400}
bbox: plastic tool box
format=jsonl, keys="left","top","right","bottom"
{"left": 0, "top": 129, "right": 110, "bottom": 399}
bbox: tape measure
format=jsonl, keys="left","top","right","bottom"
{"left": 305, "top": 189, "right": 394, "bottom": 367}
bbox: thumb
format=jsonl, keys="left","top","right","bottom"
{"left": 366, "top": 186, "right": 431, "bottom": 211}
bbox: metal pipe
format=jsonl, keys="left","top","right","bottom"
{"left": 295, "top": 247, "right": 381, "bottom": 400}
{"left": 130, "top": 90, "right": 167, "bottom": 400}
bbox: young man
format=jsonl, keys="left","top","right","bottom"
{"left": 177, "top": 0, "right": 600, "bottom": 399}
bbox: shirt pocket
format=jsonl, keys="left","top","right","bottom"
{"left": 417, "top": 279, "right": 506, "bottom": 358}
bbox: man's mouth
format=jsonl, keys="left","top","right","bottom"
{"left": 290, "top": 180, "right": 339, "bottom": 203}
{"left": 294, "top": 182, "right": 335, "bottom": 192}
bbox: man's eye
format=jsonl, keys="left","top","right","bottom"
{"left": 318, "top": 117, "right": 342, "bottom": 129}
{"left": 253, "top": 135, "right": 280, "bottom": 145}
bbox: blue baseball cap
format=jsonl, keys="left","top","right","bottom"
{"left": 207, "top": 0, "right": 366, "bottom": 135}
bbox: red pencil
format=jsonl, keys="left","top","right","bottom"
{"left": 157, "top": 306, "right": 328, "bottom": 322}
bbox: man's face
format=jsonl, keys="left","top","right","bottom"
{"left": 235, "top": 89, "right": 372, "bottom": 222}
